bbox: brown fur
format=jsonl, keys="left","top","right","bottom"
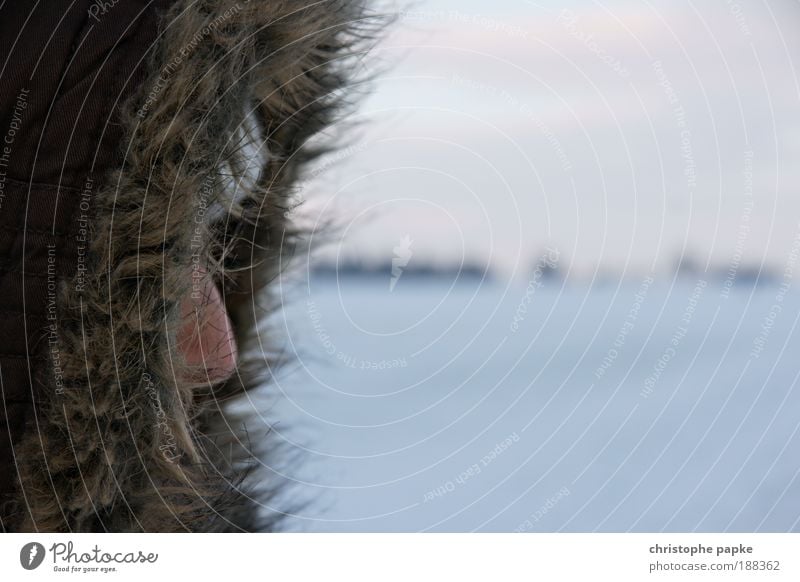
{"left": 10, "top": 0, "right": 383, "bottom": 532}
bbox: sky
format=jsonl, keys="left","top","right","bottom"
{"left": 296, "top": 0, "right": 800, "bottom": 281}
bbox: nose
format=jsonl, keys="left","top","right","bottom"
{"left": 177, "top": 266, "right": 238, "bottom": 383}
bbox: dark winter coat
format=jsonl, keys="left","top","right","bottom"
{"left": 0, "top": 0, "right": 379, "bottom": 532}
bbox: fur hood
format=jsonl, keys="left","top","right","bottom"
{"left": 0, "top": 0, "right": 381, "bottom": 531}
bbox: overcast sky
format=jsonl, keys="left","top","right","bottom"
{"left": 297, "top": 0, "right": 800, "bottom": 280}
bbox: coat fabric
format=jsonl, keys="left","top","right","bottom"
{"left": 0, "top": 0, "right": 378, "bottom": 532}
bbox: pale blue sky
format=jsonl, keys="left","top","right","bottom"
{"left": 298, "top": 0, "right": 800, "bottom": 280}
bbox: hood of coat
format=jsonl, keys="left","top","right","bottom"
{"left": 0, "top": 0, "right": 381, "bottom": 532}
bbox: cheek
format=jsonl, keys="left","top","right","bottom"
{"left": 178, "top": 276, "right": 238, "bottom": 383}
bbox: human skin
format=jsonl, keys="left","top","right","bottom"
{"left": 177, "top": 268, "right": 238, "bottom": 383}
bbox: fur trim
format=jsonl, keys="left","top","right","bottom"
{"left": 12, "top": 0, "right": 383, "bottom": 531}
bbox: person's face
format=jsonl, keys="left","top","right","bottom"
{"left": 177, "top": 269, "right": 238, "bottom": 383}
